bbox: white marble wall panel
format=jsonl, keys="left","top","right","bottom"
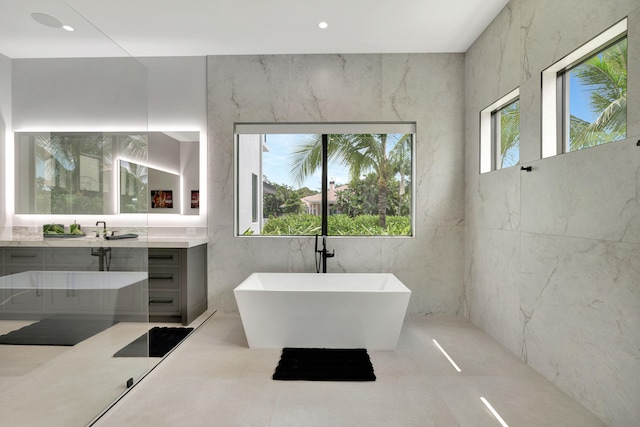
{"left": 464, "top": 227, "right": 523, "bottom": 356}
{"left": 208, "top": 54, "right": 465, "bottom": 316}
{"left": 464, "top": 0, "right": 522, "bottom": 104}
{"left": 465, "top": 1, "right": 640, "bottom": 425}
{"left": 520, "top": 0, "right": 633, "bottom": 80}
{"left": 288, "top": 54, "right": 383, "bottom": 122}
{"left": 208, "top": 55, "right": 290, "bottom": 124}
{"left": 517, "top": 77, "right": 543, "bottom": 164}
{"left": 627, "top": 5, "right": 640, "bottom": 138}
{"left": 467, "top": 166, "right": 521, "bottom": 231}
{"left": 521, "top": 137, "right": 640, "bottom": 243}
{"left": 520, "top": 232, "right": 640, "bottom": 427}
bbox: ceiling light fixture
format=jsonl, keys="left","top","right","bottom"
{"left": 318, "top": 21, "right": 328, "bottom": 29}
{"left": 62, "top": 25, "right": 74, "bottom": 32}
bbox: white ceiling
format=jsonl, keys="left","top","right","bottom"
{"left": 0, "top": 0, "right": 510, "bottom": 58}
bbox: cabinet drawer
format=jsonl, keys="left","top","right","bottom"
{"left": 148, "top": 249, "right": 180, "bottom": 267}
{"left": 148, "top": 267, "right": 180, "bottom": 289}
{"left": 4, "top": 248, "right": 44, "bottom": 264}
{"left": 148, "top": 291, "right": 180, "bottom": 314}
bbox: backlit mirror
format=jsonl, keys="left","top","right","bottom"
{"left": 15, "top": 131, "right": 200, "bottom": 215}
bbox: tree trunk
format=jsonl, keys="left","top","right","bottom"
{"left": 378, "top": 176, "right": 387, "bottom": 229}
{"left": 377, "top": 134, "right": 388, "bottom": 229}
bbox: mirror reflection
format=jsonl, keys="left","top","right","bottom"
{"left": 15, "top": 131, "right": 200, "bottom": 215}
{"left": 119, "top": 160, "right": 148, "bottom": 213}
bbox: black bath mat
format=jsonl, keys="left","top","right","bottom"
{"left": 0, "top": 318, "right": 117, "bottom": 346}
{"left": 273, "top": 348, "right": 376, "bottom": 381}
{"left": 113, "top": 326, "right": 193, "bottom": 358}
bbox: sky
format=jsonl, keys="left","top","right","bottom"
{"left": 569, "top": 73, "right": 597, "bottom": 123}
{"left": 262, "top": 134, "right": 350, "bottom": 192}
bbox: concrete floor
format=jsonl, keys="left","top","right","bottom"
{"left": 91, "top": 314, "right": 607, "bottom": 427}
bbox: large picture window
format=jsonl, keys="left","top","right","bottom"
{"left": 235, "top": 123, "right": 415, "bottom": 237}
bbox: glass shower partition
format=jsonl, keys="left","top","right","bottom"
{"left": 0, "top": 1, "right": 150, "bottom": 426}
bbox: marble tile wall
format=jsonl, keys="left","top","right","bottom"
{"left": 464, "top": 1, "right": 640, "bottom": 426}
{"left": 207, "top": 53, "right": 465, "bottom": 316}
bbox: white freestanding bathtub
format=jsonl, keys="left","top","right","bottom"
{"left": 233, "top": 273, "right": 411, "bottom": 350}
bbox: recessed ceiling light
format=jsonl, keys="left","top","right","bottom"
{"left": 318, "top": 21, "right": 328, "bottom": 29}
{"left": 31, "top": 12, "right": 62, "bottom": 28}
{"left": 62, "top": 25, "right": 74, "bottom": 32}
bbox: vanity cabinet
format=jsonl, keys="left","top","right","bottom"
{"left": 148, "top": 244, "right": 207, "bottom": 325}
{"left": 2, "top": 248, "right": 46, "bottom": 312}
{"left": 0, "top": 241, "right": 207, "bottom": 325}
{"left": 0, "top": 247, "right": 147, "bottom": 319}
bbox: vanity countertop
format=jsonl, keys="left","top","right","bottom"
{"left": 0, "top": 236, "right": 208, "bottom": 249}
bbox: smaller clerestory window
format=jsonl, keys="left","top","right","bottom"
{"left": 480, "top": 88, "right": 520, "bottom": 173}
{"left": 542, "top": 18, "right": 627, "bottom": 157}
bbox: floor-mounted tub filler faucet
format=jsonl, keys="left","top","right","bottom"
{"left": 92, "top": 221, "right": 110, "bottom": 271}
{"left": 315, "top": 234, "right": 334, "bottom": 273}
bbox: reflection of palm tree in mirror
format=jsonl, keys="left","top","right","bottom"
{"left": 290, "top": 133, "right": 411, "bottom": 229}
{"left": 120, "top": 160, "right": 149, "bottom": 213}
{"left": 35, "top": 133, "right": 107, "bottom": 213}
{"left": 570, "top": 38, "right": 627, "bottom": 151}
{"left": 33, "top": 132, "right": 148, "bottom": 214}
{"left": 119, "top": 134, "right": 148, "bottom": 162}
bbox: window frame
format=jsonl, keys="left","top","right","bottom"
{"left": 251, "top": 173, "right": 258, "bottom": 223}
{"left": 491, "top": 97, "right": 520, "bottom": 170}
{"left": 234, "top": 122, "right": 417, "bottom": 238}
{"left": 541, "top": 18, "right": 627, "bottom": 158}
{"left": 479, "top": 88, "right": 520, "bottom": 174}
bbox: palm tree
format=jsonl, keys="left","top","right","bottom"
{"left": 570, "top": 37, "right": 627, "bottom": 150}
{"left": 499, "top": 100, "right": 520, "bottom": 168}
{"left": 290, "top": 133, "right": 411, "bottom": 229}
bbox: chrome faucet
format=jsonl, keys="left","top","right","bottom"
{"left": 315, "top": 234, "right": 334, "bottom": 273}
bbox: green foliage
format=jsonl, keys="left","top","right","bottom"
{"left": 261, "top": 213, "right": 411, "bottom": 236}
{"left": 289, "top": 133, "right": 412, "bottom": 228}
{"left": 335, "top": 173, "right": 411, "bottom": 217}
{"left": 570, "top": 37, "right": 627, "bottom": 150}
{"left": 263, "top": 179, "right": 317, "bottom": 217}
{"left": 261, "top": 213, "right": 321, "bottom": 235}
{"left": 499, "top": 100, "right": 520, "bottom": 168}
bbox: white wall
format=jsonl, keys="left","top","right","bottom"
{"left": 0, "top": 54, "right": 10, "bottom": 235}
{"left": 464, "top": 1, "right": 640, "bottom": 426}
{"left": 236, "top": 134, "right": 262, "bottom": 235}
{"left": 207, "top": 53, "right": 466, "bottom": 315}
{"left": 181, "top": 140, "right": 200, "bottom": 215}
{"left": 12, "top": 57, "right": 147, "bottom": 131}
